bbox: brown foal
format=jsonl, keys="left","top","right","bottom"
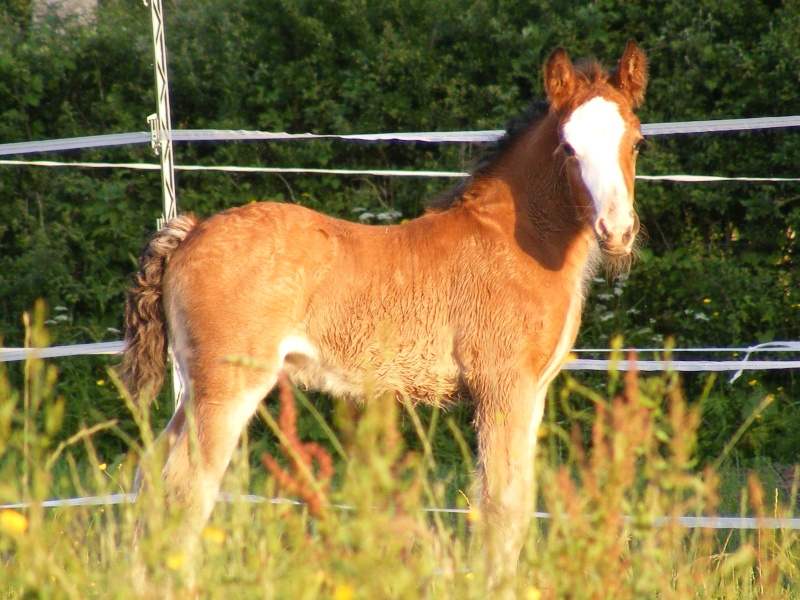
{"left": 121, "top": 42, "right": 647, "bottom": 584}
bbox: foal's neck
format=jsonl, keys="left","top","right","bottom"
{"left": 473, "top": 113, "right": 596, "bottom": 273}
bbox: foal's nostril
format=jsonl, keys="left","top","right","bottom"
{"left": 595, "top": 218, "right": 611, "bottom": 242}
{"left": 622, "top": 228, "right": 633, "bottom": 245}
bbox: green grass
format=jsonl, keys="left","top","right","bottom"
{"left": 1, "top": 308, "right": 799, "bottom": 599}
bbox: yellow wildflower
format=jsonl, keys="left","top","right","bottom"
{"left": 526, "top": 587, "right": 543, "bottom": 600}
{"left": 166, "top": 552, "right": 187, "bottom": 571}
{"left": 332, "top": 584, "right": 354, "bottom": 600}
{"left": 99, "top": 463, "right": 108, "bottom": 471}
{"left": 96, "top": 379, "right": 105, "bottom": 386}
{"left": 202, "top": 526, "right": 226, "bottom": 545}
{"left": 0, "top": 509, "right": 29, "bottom": 534}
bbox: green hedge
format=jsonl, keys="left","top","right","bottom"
{"left": 1, "top": 0, "right": 799, "bottom": 467}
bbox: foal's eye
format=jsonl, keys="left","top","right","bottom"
{"left": 562, "top": 143, "right": 576, "bottom": 158}
{"left": 634, "top": 138, "right": 651, "bottom": 155}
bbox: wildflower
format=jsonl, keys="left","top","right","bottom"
{"left": 332, "top": 584, "right": 354, "bottom": 600}
{"left": 526, "top": 587, "right": 543, "bottom": 600}
{"left": 467, "top": 508, "right": 481, "bottom": 524}
{"left": 96, "top": 379, "right": 106, "bottom": 386}
{"left": 376, "top": 210, "right": 403, "bottom": 223}
{"left": 748, "top": 380, "right": 757, "bottom": 387}
{"left": 202, "top": 526, "right": 226, "bottom": 545}
{"left": 0, "top": 509, "right": 29, "bottom": 534}
{"left": 703, "top": 298, "right": 711, "bottom": 304}
{"left": 166, "top": 552, "right": 187, "bottom": 571}
{"left": 99, "top": 463, "right": 108, "bottom": 471}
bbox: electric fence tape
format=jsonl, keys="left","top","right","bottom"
{"left": 4, "top": 341, "right": 800, "bottom": 384}
{"left": 1, "top": 492, "right": 798, "bottom": 530}
{"left": 2, "top": 115, "right": 800, "bottom": 157}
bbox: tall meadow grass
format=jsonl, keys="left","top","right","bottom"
{"left": 1, "top": 306, "right": 798, "bottom": 598}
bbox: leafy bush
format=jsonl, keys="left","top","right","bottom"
{"left": 1, "top": 0, "right": 799, "bottom": 468}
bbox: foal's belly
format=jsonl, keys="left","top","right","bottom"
{"left": 279, "top": 334, "right": 464, "bottom": 405}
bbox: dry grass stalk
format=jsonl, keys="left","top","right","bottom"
{"left": 261, "top": 373, "right": 334, "bottom": 517}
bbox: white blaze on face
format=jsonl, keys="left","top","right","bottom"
{"left": 561, "top": 96, "right": 628, "bottom": 222}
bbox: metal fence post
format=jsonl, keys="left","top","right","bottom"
{"left": 145, "top": 0, "right": 182, "bottom": 410}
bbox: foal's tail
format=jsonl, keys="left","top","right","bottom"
{"left": 119, "top": 214, "right": 200, "bottom": 400}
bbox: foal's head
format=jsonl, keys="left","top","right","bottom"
{"left": 544, "top": 42, "right": 648, "bottom": 259}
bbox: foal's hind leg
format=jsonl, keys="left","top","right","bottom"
{"left": 132, "top": 402, "right": 186, "bottom": 545}
{"left": 155, "top": 363, "right": 277, "bottom": 547}
{"left": 133, "top": 402, "right": 186, "bottom": 502}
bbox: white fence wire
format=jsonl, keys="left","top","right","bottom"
{"left": 2, "top": 492, "right": 799, "bottom": 530}
{"left": 3, "top": 158, "right": 800, "bottom": 183}
{"left": 4, "top": 341, "right": 800, "bottom": 384}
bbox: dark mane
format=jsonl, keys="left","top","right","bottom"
{"left": 427, "top": 99, "right": 549, "bottom": 212}
{"left": 574, "top": 58, "right": 609, "bottom": 86}
{"left": 427, "top": 59, "right": 609, "bottom": 213}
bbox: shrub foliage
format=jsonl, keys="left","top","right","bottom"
{"left": 1, "top": 1, "right": 799, "bottom": 466}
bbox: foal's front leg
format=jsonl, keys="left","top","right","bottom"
{"left": 473, "top": 378, "right": 547, "bottom": 588}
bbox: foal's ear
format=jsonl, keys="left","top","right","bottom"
{"left": 543, "top": 46, "right": 576, "bottom": 111}
{"left": 611, "top": 40, "right": 648, "bottom": 108}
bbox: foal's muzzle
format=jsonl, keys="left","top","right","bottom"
{"left": 594, "top": 211, "right": 639, "bottom": 257}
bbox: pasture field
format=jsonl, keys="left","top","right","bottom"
{"left": 1, "top": 310, "right": 799, "bottom": 599}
